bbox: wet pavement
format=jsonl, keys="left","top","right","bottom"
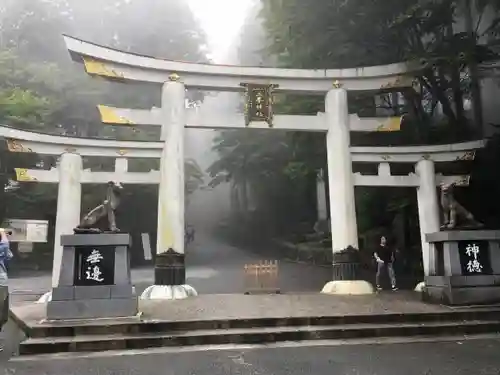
{"left": 8, "top": 233, "right": 331, "bottom": 305}
{"left": 4, "top": 338, "right": 500, "bottom": 374}
{"left": 12, "top": 291, "right": 451, "bottom": 328}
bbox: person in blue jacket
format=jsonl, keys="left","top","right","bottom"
{"left": 0, "top": 228, "right": 13, "bottom": 347}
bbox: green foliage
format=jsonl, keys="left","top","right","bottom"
{"left": 185, "top": 158, "right": 205, "bottom": 197}
{"left": 0, "top": 0, "right": 208, "bottom": 267}
{"left": 0, "top": 88, "right": 50, "bottom": 128}
{"left": 210, "top": 0, "right": 500, "bottom": 242}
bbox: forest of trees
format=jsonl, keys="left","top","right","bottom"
{"left": 0, "top": 0, "right": 206, "bottom": 269}
{"left": 4, "top": 0, "right": 500, "bottom": 272}
{"left": 208, "top": 0, "right": 500, "bottom": 263}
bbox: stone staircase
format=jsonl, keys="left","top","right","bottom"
{"left": 17, "top": 309, "right": 500, "bottom": 356}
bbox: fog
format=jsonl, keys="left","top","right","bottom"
{"left": 0, "top": 0, "right": 263, "bottom": 243}
{"left": 184, "top": 52, "right": 245, "bottom": 234}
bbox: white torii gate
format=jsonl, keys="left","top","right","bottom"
{"left": 2, "top": 34, "right": 485, "bottom": 300}
{"left": 1, "top": 125, "right": 482, "bottom": 299}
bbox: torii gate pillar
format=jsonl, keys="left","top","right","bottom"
{"left": 322, "top": 87, "right": 375, "bottom": 295}
{"left": 52, "top": 152, "right": 83, "bottom": 287}
{"left": 141, "top": 74, "right": 197, "bottom": 300}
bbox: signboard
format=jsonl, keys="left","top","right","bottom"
{"left": 244, "top": 260, "right": 280, "bottom": 294}
{"left": 458, "top": 240, "right": 492, "bottom": 275}
{"left": 73, "top": 246, "right": 115, "bottom": 286}
{"left": 17, "top": 242, "right": 34, "bottom": 254}
{"left": 240, "top": 83, "right": 277, "bottom": 127}
{"left": 2, "top": 219, "right": 48, "bottom": 243}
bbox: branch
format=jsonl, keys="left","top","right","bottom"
{"left": 421, "top": 72, "right": 457, "bottom": 123}
{"left": 480, "top": 17, "right": 500, "bottom": 37}
{"left": 475, "top": 10, "right": 484, "bottom": 35}
{"left": 430, "top": 99, "right": 439, "bottom": 115}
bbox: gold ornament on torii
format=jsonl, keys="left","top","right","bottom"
{"left": 168, "top": 73, "right": 181, "bottom": 82}
{"left": 332, "top": 80, "right": 343, "bottom": 89}
{"left": 14, "top": 168, "right": 37, "bottom": 182}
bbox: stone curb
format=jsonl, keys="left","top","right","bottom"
{"left": 8, "top": 309, "right": 31, "bottom": 335}
{"left": 19, "top": 320, "right": 500, "bottom": 356}
{"left": 25, "top": 309, "right": 500, "bottom": 338}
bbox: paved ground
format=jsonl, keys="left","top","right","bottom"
{"left": 3, "top": 338, "right": 500, "bottom": 374}
{"left": 12, "top": 292, "right": 449, "bottom": 327}
{"left": 8, "top": 233, "right": 331, "bottom": 304}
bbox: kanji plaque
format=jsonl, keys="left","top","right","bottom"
{"left": 240, "top": 83, "right": 277, "bottom": 127}
{"left": 73, "top": 246, "right": 116, "bottom": 286}
{"left": 457, "top": 240, "right": 492, "bottom": 275}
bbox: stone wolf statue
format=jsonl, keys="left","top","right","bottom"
{"left": 440, "top": 182, "right": 482, "bottom": 230}
{"left": 75, "top": 181, "right": 123, "bottom": 233}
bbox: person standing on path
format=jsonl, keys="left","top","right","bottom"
{"left": 374, "top": 235, "right": 398, "bottom": 291}
{"left": 0, "top": 228, "right": 13, "bottom": 351}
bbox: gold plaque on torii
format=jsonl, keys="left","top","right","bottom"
{"left": 240, "top": 83, "right": 278, "bottom": 127}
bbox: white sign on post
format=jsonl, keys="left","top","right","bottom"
{"left": 2, "top": 219, "right": 49, "bottom": 243}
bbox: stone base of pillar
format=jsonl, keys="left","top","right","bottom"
{"left": 140, "top": 284, "right": 197, "bottom": 300}
{"left": 140, "top": 250, "right": 197, "bottom": 300}
{"left": 37, "top": 292, "right": 52, "bottom": 304}
{"left": 37, "top": 286, "right": 138, "bottom": 304}
{"left": 414, "top": 281, "right": 425, "bottom": 292}
{"left": 321, "top": 246, "right": 375, "bottom": 295}
{"left": 321, "top": 280, "right": 374, "bottom": 295}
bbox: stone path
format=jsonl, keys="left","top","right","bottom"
{"left": 9, "top": 233, "right": 331, "bottom": 305}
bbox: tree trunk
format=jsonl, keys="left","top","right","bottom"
{"left": 446, "top": 21, "right": 467, "bottom": 133}
{"left": 240, "top": 178, "right": 249, "bottom": 215}
{"left": 402, "top": 88, "right": 430, "bottom": 141}
{"left": 323, "top": 165, "right": 331, "bottom": 220}
{"left": 463, "top": 0, "right": 484, "bottom": 136}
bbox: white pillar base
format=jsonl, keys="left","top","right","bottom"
{"left": 414, "top": 281, "right": 426, "bottom": 292}
{"left": 37, "top": 291, "right": 52, "bottom": 303}
{"left": 140, "top": 285, "right": 197, "bottom": 300}
{"left": 321, "top": 280, "right": 375, "bottom": 295}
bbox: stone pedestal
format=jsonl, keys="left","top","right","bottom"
{"left": 47, "top": 233, "right": 138, "bottom": 320}
{"left": 423, "top": 230, "right": 500, "bottom": 305}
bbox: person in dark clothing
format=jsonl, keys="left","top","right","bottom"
{"left": 373, "top": 236, "right": 397, "bottom": 291}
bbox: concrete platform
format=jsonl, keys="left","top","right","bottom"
{"left": 13, "top": 292, "right": 453, "bottom": 326}
{"left": 8, "top": 292, "right": 500, "bottom": 356}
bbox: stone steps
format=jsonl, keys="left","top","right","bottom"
{"left": 18, "top": 309, "right": 500, "bottom": 356}
{"left": 24, "top": 309, "right": 500, "bottom": 338}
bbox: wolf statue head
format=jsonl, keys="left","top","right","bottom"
{"left": 107, "top": 181, "right": 123, "bottom": 190}
{"left": 440, "top": 182, "right": 455, "bottom": 195}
